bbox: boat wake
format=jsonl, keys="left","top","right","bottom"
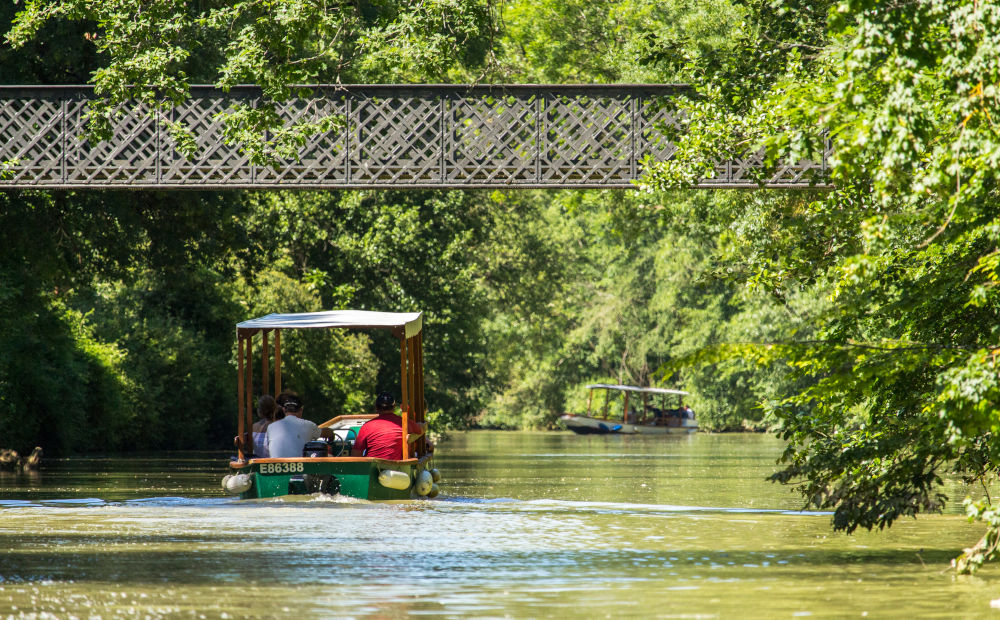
{"left": 0, "top": 496, "right": 235, "bottom": 509}
{"left": 433, "top": 496, "right": 831, "bottom": 516}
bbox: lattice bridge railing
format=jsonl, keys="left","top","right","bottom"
{"left": 0, "top": 85, "right": 830, "bottom": 189}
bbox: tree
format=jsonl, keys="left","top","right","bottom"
{"left": 642, "top": 0, "right": 1000, "bottom": 571}
{"left": 0, "top": 188, "right": 253, "bottom": 452}
{"left": 5, "top": 0, "right": 499, "bottom": 160}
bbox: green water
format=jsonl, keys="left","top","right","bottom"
{"left": 2, "top": 432, "right": 999, "bottom": 618}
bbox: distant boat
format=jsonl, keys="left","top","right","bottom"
{"left": 559, "top": 384, "right": 697, "bottom": 435}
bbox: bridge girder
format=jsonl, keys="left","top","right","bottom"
{"left": 0, "top": 85, "right": 829, "bottom": 190}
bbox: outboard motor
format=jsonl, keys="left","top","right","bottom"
{"left": 303, "top": 440, "right": 330, "bottom": 458}
{"left": 300, "top": 440, "right": 337, "bottom": 494}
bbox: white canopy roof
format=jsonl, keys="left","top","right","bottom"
{"left": 237, "top": 310, "right": 423, "bottom": 338}
{"left": 585, "top": 383, "right": 688, "bottom": 396}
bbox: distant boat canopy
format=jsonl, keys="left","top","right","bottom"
{"left": 585, "top": 384, "right": 688, "bottom": 397}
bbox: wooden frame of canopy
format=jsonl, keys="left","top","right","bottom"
{"left": 234, "top": 311, "right": 427, "bottom": 462}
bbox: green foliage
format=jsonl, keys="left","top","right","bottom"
{"left": 499, "top": 0, "right": 745, "bottom": 83}
{"left": 637, "top": 0, "right": 1000, "bottom": 570}
{"left": 6, "top": 0, "right": 498, "bottom": 160}
{"left": 83, "top": 266, "right": 242, "bottom": 449}
{"left": 955, "top": 497, "right": 1000, "bottom": 574}
{"left": 0, "top": 294, "right": 131, "bottom": 454}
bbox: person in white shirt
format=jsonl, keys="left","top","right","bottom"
{"left": 266, "top": 392, "right": 334, "bottom": 458}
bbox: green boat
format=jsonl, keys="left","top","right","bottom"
{"left": 222, "top": 310, "right": 440, "bottom": 500}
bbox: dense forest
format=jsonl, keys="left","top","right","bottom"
{"left": 4, "top": 0, "right": 1000, "bottom": 570}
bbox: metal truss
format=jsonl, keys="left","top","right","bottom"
{"left": 0, "top": 85, "right": 830, "bottom": 190}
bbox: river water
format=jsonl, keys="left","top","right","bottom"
{"left": 1, "top": 431, "right": 999, "bottom": 618}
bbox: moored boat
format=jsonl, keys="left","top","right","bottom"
{"left": 223, "top": 310, "right": 440, "bottom": 500}
{"left": 559, "top": 384, "right": 697, "bottom": 435}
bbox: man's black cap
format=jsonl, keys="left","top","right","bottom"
{"left": 375, "top": 392, "right": 395, "bottom": 410}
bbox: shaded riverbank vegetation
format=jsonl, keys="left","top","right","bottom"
{"left": 5, "top": 0, "right": 1000, "bottom": 570}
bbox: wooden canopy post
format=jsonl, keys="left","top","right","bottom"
{"left": 400, "top": 335, "right": 410, "bottom": 460}
{"left": 603, "top": 389, "right": 609, "bottom": 419}
{"left": 417, "top": 330, "right": 426, "bottom": 455}
{"left": 587, "top": 389, "right": 594, "bottom": 415}
{"left": 274, "top": 330, "right": 282, "bottom": 395}
{"left": 262, "top": 330, "right": 270, "bottom": 397}
{"left": 623, "top": 391, "right": 630, "bottom": 424}
{"left": 245, "top": 333, "right": 254, "bottom": 445}
{"left": 399, "top": 334, "right": 409, "bottom": 413}
{"left": 415, "top": 332, "right": 424, "bottom": 424}
{"left": 406, "top": 334, "right": 420, "bottom": 458}
{"left": 408, "top": 336, "right": 418, "bottom": 406}
{"left": 236, "top": 332, "right": 246, "bottom": 461}
{"left": 642, "top": 393, "right": 648, "bottom": 424}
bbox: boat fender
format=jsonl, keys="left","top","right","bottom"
{"left": 430, "top": 468, "right": 441, "bottom": 483}
{"left": 221, "top": 474, "right": 232, "bottom": 491}
{"left": 224, "top": 473, "right": 252, "bottom": 494}
{"left": 427, "top": 483, "right": 440, "bottom": 499}
{"left": 378, "top": 469, "right": 411, "bottom": 490}
{"left": 414, "top": 470, "right": 433, "bottom": 496}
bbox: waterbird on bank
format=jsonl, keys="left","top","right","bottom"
{"left": 0, "top": 447, "right": 42, "bottom": 471}
{"left": 0, "top": 449, "right": 20, "bottom": 469}
{"left": 23, "top": 447, "right": 42, "bottom": 471}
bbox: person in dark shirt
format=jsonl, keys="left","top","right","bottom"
{"left": 351, "top": 392, "right": 404, "bottom": 460}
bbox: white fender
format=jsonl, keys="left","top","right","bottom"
{"left": 427, "top": 483, "right": 440, "bottom": 499}
{"left": 378, "top": 469, "right": 411, "bottom": 490}
{"left": 430, "top": 468, "right": 441, "bottom": 483}
{"left": 224, "top": 473, "right": 252, "bottom": 494}
{"left": 414, "top": 469, "right": 434, "bottom": 496}
{"left": 221, "top": 474, "right": 232, "bottom": 491}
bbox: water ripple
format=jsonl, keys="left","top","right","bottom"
{"left": 436, "top": 496, "right": 832, "bottom": 517}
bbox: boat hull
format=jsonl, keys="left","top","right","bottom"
{"left": 559, "top": 414, "right": 697, "bottom": 435}
{"left": 229, "top": 458, "right": 423, "bottom": 500}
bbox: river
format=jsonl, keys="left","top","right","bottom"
{"left": 1, "top": 431, "right": 998, "bottom": 618}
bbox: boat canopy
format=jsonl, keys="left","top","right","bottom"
{"left": 585, "top": 383, "right": 688, "bottom": 396}
{"left": 233, "top": 309, "right": 427, "bottom": 462}
{"left": 237, "top": 310, "right": 423, "bottom": 339}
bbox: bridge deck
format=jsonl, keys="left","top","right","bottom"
{"left": 0, "top": 85, "right": 828, "bottom": 190}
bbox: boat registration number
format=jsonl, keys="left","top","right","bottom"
{"left": 259, "top": 462, "right": 304, "bottom": 474}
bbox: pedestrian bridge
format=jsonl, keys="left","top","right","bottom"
{"left": 0, "top": 85, "right": 829, "bottom": 190}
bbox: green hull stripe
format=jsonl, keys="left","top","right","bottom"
{"left": 236, "top": 461, "right": 415, "bottom": 500}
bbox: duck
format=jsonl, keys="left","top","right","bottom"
{"left": 0, "top": 449, "right": 20, "bottom": 469}
{"left": 23, "top": 447, "right": 42, "bottom": 471}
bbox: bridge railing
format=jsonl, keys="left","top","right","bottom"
{"left": 0, "top": 85, "right": 828, "bottom": 189}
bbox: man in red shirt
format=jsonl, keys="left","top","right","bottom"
{"left": 351, "top": 392, "right": 403, "bottom": 460}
